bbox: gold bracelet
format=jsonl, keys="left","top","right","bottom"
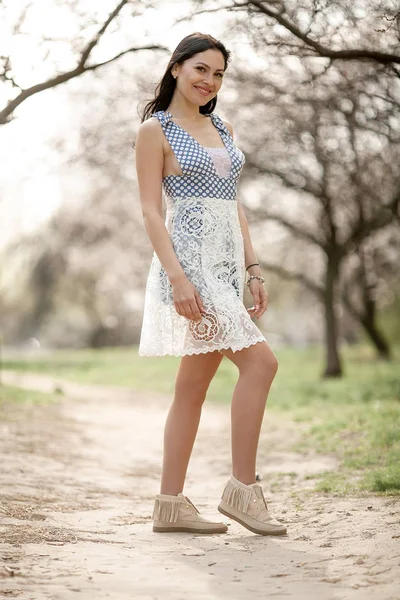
{"left": 245, "top": 275, "right": 265, "bottom": 287}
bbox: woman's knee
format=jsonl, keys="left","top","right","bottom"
{"left": 236, "top": 342, "right": 278, "bottom": 380}
{"left": 254, "top": 352, "right": 278, "bottom": 382}
{"left": 269, "top": 352, "right": 279, "bottom": 376}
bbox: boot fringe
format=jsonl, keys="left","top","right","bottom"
{"left": 221, "top": 478, "right": 253, "bottom": 513}
{"left": 152, "top": 496, "right": 180, "bottom": 523}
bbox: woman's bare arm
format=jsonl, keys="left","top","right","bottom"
{"left": 135, "top": 118, "right": 205, "bottom": 321}
{"left": 224, "top": 119, "right": 267, "bottom": 319}
{"left": 237, "top": 203, "right": 262, "bottom": 275}
{"left": 135, "top": 118, "right": 186, "bottom": 284}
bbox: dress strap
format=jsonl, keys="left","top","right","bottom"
{"left": 207, "top": 112, "right": 231, "bottom": 139}
{"left": 207, "top": 112, "right": 234, "bottom": 148}
{"left": 151, "top": 109, "right": 194, "bottom": 177}
{"left": 208, "top": 111, "right": 224, "bottom": 130}
{"left": 151, "top": 110, "right": 173, "bottom": 129}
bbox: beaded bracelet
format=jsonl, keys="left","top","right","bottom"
{"left": 246, "top": 262, "right": 260, "bottom": 271}
{"left": 245, "top": 275, "right": 265, "bottom": 287}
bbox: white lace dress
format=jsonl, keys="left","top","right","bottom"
{"left": 138, "top": 110, "right": 267, "bottom": 356}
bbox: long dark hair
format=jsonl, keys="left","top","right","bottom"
{"left": 141, "top": 33, "right": 230, "bottom": 122}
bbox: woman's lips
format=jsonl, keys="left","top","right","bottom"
{"left": 194, "top": 85, "right": 211, "bottom": 96}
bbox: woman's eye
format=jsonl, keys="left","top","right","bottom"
{"left": 196, "top": 66, "right": 223, "bottom": 78}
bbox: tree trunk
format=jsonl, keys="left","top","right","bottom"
{"left": 342, "top": 292, "right": 392, "bottom": 360}
{"left": 361, "top": 312, "right": 391, "bottom": 360}
{"left": 323, "top": 255, "right": 342, "bottom": 377}
{"left": 358, "top": 244, "right": 391, "bottom": 360}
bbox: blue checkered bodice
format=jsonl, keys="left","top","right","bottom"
{"left": 151, "top": 110, "right": 245, "bottom": 201}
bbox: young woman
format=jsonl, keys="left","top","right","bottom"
{"left": 135, "top": 32, "right": 286, "bottom": 536}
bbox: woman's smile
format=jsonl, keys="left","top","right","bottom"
{"left": 193, "top": 85, "right": 212, "bottom": 96}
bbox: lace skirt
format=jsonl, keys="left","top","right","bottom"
{"left": 138, "top": 196, "right": 267, "bottom": 356}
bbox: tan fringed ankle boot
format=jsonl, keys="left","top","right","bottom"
{"left": 218, "top": 475, "right": 287, "bottom": 536}
{"left": 153, "top": 492, "right": 228, "bottom": 534}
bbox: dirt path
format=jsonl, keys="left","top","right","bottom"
{"left": 1, "top": 370, "right": 399, "bottom": 600}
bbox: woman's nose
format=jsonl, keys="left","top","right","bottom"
{"left": 203, "top": 72, "right": 214, "bottom": 87}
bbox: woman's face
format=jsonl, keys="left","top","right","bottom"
{"left": 172, "top": 49, "right": 225, "bottom": 107}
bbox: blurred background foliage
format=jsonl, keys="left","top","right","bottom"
{"left": 0, "top": 0, "right": 399, "bottom": 378}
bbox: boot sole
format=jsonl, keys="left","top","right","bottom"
{"left": 153, "top": 525, "right": 227, "bottom": 534}
{"left": 218, "top": 505, "right": 287, "bottom": 536}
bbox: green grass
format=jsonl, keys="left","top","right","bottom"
{"left": 2, "top": 342, "right": 400, "bottom": 495}
{"left": 296, "top": 390, "right": 400, "bottom": 495}
{"left": 1, "top": 347, "right": 235, "bottom": 401}
{"left": 0, "top": 384, "right": 56, "bottom": 408}
{"left": 267, "top": 344, "right": 400, "bottom": 495}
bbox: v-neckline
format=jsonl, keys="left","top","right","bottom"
{"left": 163, "top": 110, "right": 233, "bottom": 179}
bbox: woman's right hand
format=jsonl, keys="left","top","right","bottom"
{"left": 171, "top": 276, "right": 206, "bottom": 322}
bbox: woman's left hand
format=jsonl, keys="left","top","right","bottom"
{"left": 247, "top": 280, "right": 268, "bottom": 319}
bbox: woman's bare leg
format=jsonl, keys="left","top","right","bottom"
{"left": 220, "top": 341, "right": 278, "bottom": 485}
{"left": 160, "top": 350, "right": 224, "bottom": 495}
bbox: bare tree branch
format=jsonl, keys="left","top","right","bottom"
{"left": 177, "top": 1, "right": 400, "bottom": 66}
{"left": 374, "top": 10, "right": 400, "bottom": 34}
{"left": 78, "top": 0, "right": 129, "bottom": 69}
{"left": 247, "top": 207, "right": 325, "bottom": 248}
{"left": 0, "top": 0, "right": 168, "bottom": 124}
{"left": 259, "top": 260, "right": 325, "bottom": 298}
{"left": 247, "top": 0, "right": 400, "bottom": 65}
{"left": 244, "top": 156, "right": 322, "bottom": 199}
{"left": 0, "top": 56, "right": 21, "bottom": 90}
{"left": 341, "top": 189, "right": 400, "bottom": 254}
